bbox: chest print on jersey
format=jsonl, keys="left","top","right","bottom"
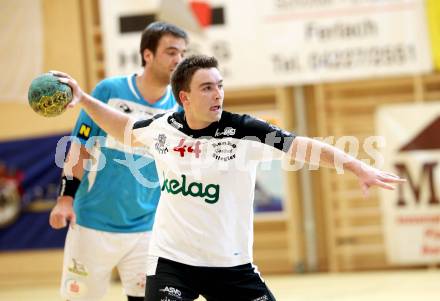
{"left": 114, "top": 101, "right": 153, "bottom": 119}
{"left": 214, "top": 127, "right": 236, "bottom": 137}
{"left": 169, "top": 117, "right": 183, "bottom": 129}
{"left": 161, "top": 173, "right": 220, "bottom": 204}
{"left": 173, "top": 138, "right": 202, "bottom": 158}
{"left": 118, "top": 102, "right": 132, "bottom": 113}
{"left": 154, "top": 134, "right": 169, "bottom": 154}
{"left": 211, "top": 140, "right": 237, "bottom": 161}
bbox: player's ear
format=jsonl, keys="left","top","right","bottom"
{"left": 179, "top": 91, "right": 190, "bottom": 105}
{"left": 143, "top": 49, "right": 154, "bottom": 65}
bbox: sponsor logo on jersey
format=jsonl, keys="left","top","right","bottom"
{"left": 68, "top": 258, "right": 89, "bottom": 276}
{"left": 77, "top": 123, "right": 91, "bottom": 140}
{"left": 173, "top": 139, "right": 201, "bottom": 158}
{"left": 135, "top": 272, "right": 146, "bottom": 289}
{"left": 155, "top": 134, "right": 169, "bottom": 154}
{"left": 215, "top": 127, "right": 236, "bottom": 137}
{"left": 159, "top": 286, "right": 182, "bottom": 298}
{"left": 161, "top": 173, "right": 220, "bottom": 204}
{"left": 170, "top": 117, "right": 183, "bottom": 129}
{"left": 65, "top": 279, "right": 87, "bottom": 297}
{"left": 212, "top": 141, "right": 236, "bottom": 161}
{"left": 118, "top": 102, "right": 132, "bottom": 113}
{"left": 110, "top": 100, "right": 155, "bottom": 119}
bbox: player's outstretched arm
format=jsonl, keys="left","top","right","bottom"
{"left": 50, "top": 71, "right": 142, "bottom": 147}
{"left": 289, "top": 136, "right": 405, "bottom": 197}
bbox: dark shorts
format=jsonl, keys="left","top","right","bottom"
{"left": 145, "top": 257, "right": 276, "bottom": 301}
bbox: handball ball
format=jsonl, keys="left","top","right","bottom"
{"left": 28, "top": 73, "right": 73, "bottom": 117}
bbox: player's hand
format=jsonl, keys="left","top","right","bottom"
{"left": 356, "top": 164, "right": 406, "bottom": 197}
{"left": 49, "top": 70, "right": 84, "bottom": 108}
{"left": 49, "top": 196, "right": 76, "bottom": 229}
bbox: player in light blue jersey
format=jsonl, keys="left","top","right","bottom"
{"left": 71, "top": 76, "right": 179, "bottom": 232}
{"left": 49, "top": 22, "right": 187, "bottom": 301}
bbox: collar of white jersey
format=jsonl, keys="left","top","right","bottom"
{"left": 167, "top": 111, "right": 225, "bottom": 139}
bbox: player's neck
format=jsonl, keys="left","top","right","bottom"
{"left": 136, "top": 72, "right": 168, "bottom": 104}
{"left": 184, "top": 113, "right": 213, "bottom": 130}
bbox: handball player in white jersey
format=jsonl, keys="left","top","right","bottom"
{"left": 52, "top": 55, "right": 405, "bottom": 301}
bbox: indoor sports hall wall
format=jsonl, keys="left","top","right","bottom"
{"left": 0, "top": 0, "right": 85, "bottom": 140}
{"left": 0, "top": 0, "right": 85, "bottom": 285}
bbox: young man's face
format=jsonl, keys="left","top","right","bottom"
{"left": 147, "top": 34, "right": 187, "bottom": 83}
{"left": 183, "top": 67, "right": 224, "bottom": 129}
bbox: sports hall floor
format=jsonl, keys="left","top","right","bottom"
{"left": 1, "top": 269, "right": 439, "bottom": 300}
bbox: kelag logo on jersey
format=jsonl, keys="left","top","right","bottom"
{"left": 161, "top": 173, "right": 219, "bottom": 204}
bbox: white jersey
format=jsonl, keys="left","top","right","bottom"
{"left": 133, "top": 111, "right": 295, "bottom": 267}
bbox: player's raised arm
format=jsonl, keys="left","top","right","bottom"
{"left": 51, "top": 71, "right": 143, "bottom": 147}
{"left": 288, "top": 136, "right": 405, "bottom": 197}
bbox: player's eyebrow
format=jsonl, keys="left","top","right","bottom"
{"left": 199, "top": 79, "right": 223, "bottom": 88}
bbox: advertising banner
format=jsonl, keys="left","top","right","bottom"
{"left": 377, "top": 102, "right": 440, "bottom": 264}
{"left": 100, "top": 0, "right": 432, "bottom": 88}
{"left": 0, "top": 134, "right": 67, "bottom": 251}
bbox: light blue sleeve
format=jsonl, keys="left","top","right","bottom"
{"left": 71, "top": 80, "right": 111, "bottom": 149}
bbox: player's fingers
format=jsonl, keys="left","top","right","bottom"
{"left": 49, "top": 211, "right": 58, "bottom": 226}
{"left": 55, "top": 77, "right": 80, "bottom": 108}
{"left": 57, "top": 77, "right": 78, "bottom": 92}
{"left": 390, "top": 177, "right": 406, "bottom": 183}
{"left": 65, "top": 211, "right": 76, "bottom": 229}
{"left": 383, "top": 172, "right": 406, "bottom": 180}
{"left": 50, "top": 214, "right": 67, "bottom": 229}
{"left": 67, "top": 102, "right": 75, "bottom": 108}
{"left": 59, "top": 217, "right": 67, "bottom": 228}
{"left": 374, "top": 179, "right": 395, "bottom": 190}
{"left": 67, "top": 97, "right": 80, "bottom": 108}
{"left": 49, "top": 214, "right": 57, "bottom": 228}
{"left": 49, "top": 70, "right": 70, "bottom": 78}
{"left": 378, "top": 173, "right": 406, "bottom": 183}
{"left": 383, "top": 171, "right": 398, "bottom": 177}
{"left": 57, "top": 77, "right": 70, "bottom": 85}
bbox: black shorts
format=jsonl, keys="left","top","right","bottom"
{"left": 145, "top": 257, "right": 276, "bottom": 301}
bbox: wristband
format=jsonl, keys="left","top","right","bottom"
{"left": 59, "top": 176, "right": 81, "bottom": 197}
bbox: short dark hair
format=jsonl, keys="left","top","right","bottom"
{"left": 171, "top": 55, "right": 219, "bottom": 106}
{"left": 139, "top": 21, "right": 188, "bottom": 66}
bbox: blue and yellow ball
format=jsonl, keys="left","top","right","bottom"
{"left": 28, "top": 73, "right": 73, "bottom": 117}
